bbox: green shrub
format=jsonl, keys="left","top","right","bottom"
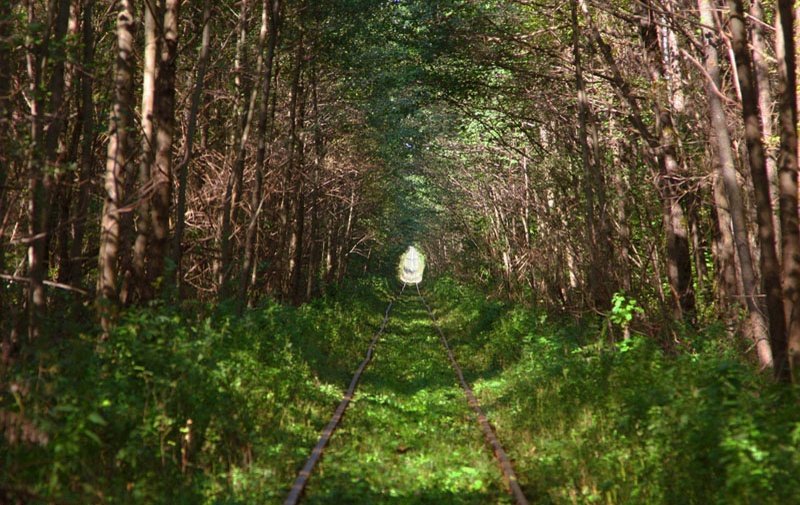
{"left": 1, "top": 278, "right": 390, "bottom": 504}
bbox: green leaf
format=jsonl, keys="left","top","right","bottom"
{"left": 87, "top": 412, "right": 107, "bottom": 426}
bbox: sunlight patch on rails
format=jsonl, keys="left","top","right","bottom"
{"left": 416, "top": 284, "right": 530, "bottom": 505}
{"left": 283, "top": 284, "right": 405, "bottom": 505}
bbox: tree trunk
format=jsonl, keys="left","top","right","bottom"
{"left": 727, "top": 0, "right": 789, "bottom": 377}
{"left": 572, "top": 0, "right": 601, "bottom": 310}
{"left": 612, "top": 151, "right": 632, "bottom": 293}
{"left": 640, "top": 0, "right": 695, "bottom": 322}
{"left": 26, "top": 0, "right": 70, "bottom": 338}
{"left": 750, "top": 0, "right": 780, "bottom": 240}
{"left": 290, "top": 85, "right": 307, "bottom": 305}
{"left": 284, "top": 36, "right": 304, "bottom": 298}
{"left": 132, "top": 0, "right": 159, "bottom": 302}
{"left": 239, "top": 0, "right": 281, "bottom": 309}
{"left": 306, "top": 61, "right": 324, "bottom": 300}
{"left": 712, "top": 173, "right": 739, "bottom": 309}
{"left": 218, "top": 0, "right": 264, "bottom": 298}
{"left": 0, "top": 0, "right": 13, "bottom": 334}
{"left": 149, "top": 0, "right": 179, "bottom": 285}
{"left": 98, "top": 0, "right": 136, "bottom": 334}
{"left": 172, "top": 0, "right": 211, "bottom": 290}
{"left": 775, "top": 1, "right": 800, "bottom": 380}
{"left": 43, "top": 0, "right": 71, "bottom": 162}
{"left": 290, "top": 191, "right": 305, "bottom": 305}
{"left": 662, "top": 0, "right": 685, "bottom": 116}
{"left": 64, "top": 0, "right": 96, "bottom": 286}
{"left": 49, "top": 0, "right": 76, "bottom": 291}
{"left": 699, "top": 0, "right": 773, "bottom": 368}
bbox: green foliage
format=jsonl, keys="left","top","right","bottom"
{"left": 5, "top": 277, "right": 799, "bottom": 504}
{"left": 1, "top": 278, "right": 390, "bottom": 503}
{"left": 608, "top": 292, "right": 644, "bottom": 328}
{"left": 427, "top": 280, "right": 800, "bottom": 505}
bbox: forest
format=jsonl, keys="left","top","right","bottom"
{"left": 3, "top": 0, "right": 800, "bottom": 503}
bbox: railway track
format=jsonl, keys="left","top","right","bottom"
{"left": 416, "top": 284, "right": 529, "bottom": 505}
{"left": 284, "top": 284, "right": 528, "bottom": 505}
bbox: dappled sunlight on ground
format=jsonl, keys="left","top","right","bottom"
{"left": 302, "top": 290, "right": 512, "bottom": 504}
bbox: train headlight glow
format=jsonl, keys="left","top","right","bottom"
{"left": 399, "top": 246, "right": 425, "bottom": 285}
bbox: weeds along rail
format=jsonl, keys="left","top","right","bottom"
{"left": 416, "top": 284, "right": 530, "bottom": 505}
{"left": 283, "top": 284, "right": 405, "bottom": 505}
{"left": 284, "top": 283, "right": 528, "bottom": 505}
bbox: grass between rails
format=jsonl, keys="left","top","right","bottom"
{"left": 426, "top": 278, "right": 800, "bottom": 505}
{"left": 302, "top": 289, "right": 512, "bottom": 504}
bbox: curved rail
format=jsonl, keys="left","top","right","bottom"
{"left": 416, "top": 284, "right": 530, "bottom": 505}
{"left": 283, "top": 285, "right": 404, "bottom": 505}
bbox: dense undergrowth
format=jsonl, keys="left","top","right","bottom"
{"left": 427, "top": 279, "right": 800, "bottom": 505}
{"left": 1, "top": 278, "right": 394, "bottom": 504}
{"left": 3, "top": 277, "right": 800, "bottom": 504}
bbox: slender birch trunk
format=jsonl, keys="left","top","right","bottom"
{"left": 712, "top": 173, "right": 739, "bottom": 308}
{"left": 132, "top": 0, "right": 159, "bottom": 302}
{"left": 0, "top": 0, "right": 10, "bottom": 332}
{"left": 306, "top": 60, "right": 324, "bottom": 300}
{"left": 98, "top": 0, "right": 135, "bottom": 333}
{"left": 698, "top": 0, "right": 773, "bottom": 368}
{"left": 284, "top": 36, "right": 304, "bottom": 298}
{"left": 65, "top": 0, "right": 96, "bottom": 286}
{"left": 572, "top": 0, "right": 600, "bottom": 309}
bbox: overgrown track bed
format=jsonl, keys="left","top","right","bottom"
{"left": 284, "top": 286, "right": 405, "bottom": 505}
{"left": 286, "top": 286, "right": 527, "bottom": 504}
{"left": 416, "top": 285, "right": 529, "bottom": 505}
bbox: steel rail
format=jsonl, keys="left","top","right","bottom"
{"left": 283, "top": 284, "right": 405, "bottom": 505}
{"left": 416, "top": 284, "right": 530, "bottom": 505}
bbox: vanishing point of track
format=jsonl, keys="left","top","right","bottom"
{"left": 283, "top": 284, "right": 529, "bottom": 505}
